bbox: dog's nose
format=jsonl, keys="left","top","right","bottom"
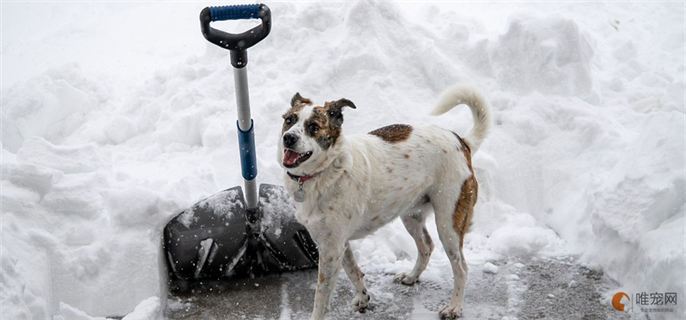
{"left": 283, "top": 133, "right": 298, "bottom": 148}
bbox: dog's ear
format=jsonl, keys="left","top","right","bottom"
{"left": 290, "top": 92, "right": 312, "bottom": 108}
{"left": 329, "top": 98, "right": 356, "bottom": 111}
{"left": 327, "top": 98, "right": 356, "bottom": 127}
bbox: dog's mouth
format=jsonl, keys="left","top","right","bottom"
{"left": 283, "top": 149, "right": 312, "bottom": 168}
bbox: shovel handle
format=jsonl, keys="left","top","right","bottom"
{"left": 209, "top": 4, "right": 261, "bottom": 21}
{"left": 200, "top": 3, "right": 271, "bottom": 68}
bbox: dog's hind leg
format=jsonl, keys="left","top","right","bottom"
{"left": 433, "top": 177, "right": 477, "bottom": 319}
{"left": 394, "top": 206, "right": 434, "bottom": 285}
{"left": 436, "top": 234, "right": 468, "bottom": 320}
{"left": 342, "top": 242, "right": 370, "bottom": 313}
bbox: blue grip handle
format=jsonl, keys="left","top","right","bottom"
{"left": 210, "top": 4, "right": 260, "bottom": 21}
{"left": 237, "top": 120, "right": 257, "bottom": 181}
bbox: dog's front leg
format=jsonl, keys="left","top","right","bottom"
{"left": 342, "top": 243, "right": 370, "bottom": 313}
{"left": 311, "top": 243, "right": 345, "bottom": 320}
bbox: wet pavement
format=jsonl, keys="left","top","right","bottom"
{"left": 166, "top": 256, "right": 638, "bottom": 320}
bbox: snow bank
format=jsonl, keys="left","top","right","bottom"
{"left": 490, "top": 17, "right": 596, "bottom": 99}
{"left": 121, "top": 297, "right": 161, "bottom": 320}
{"left": 1, "top": 1, "right": 683, "bottom": 318}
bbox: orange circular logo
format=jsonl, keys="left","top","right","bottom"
{"left": 612, "top": 292, "right": 630, "bottom": 311}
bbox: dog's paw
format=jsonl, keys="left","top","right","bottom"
{"left": 393, "top": 272, "right": 418, "bottom": 286}
{"left": 351, "top": 291, "right": 371, "bottom": 313}
{"left": 439, "top": 304, "right": 463, "bottom": 319}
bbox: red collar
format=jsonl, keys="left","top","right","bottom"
{"left": 287, "top": 171, "right": 319, "bottom": 184}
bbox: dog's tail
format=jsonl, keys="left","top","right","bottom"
{"left": 430, "top": 84, "right": 491, "bottom": 153}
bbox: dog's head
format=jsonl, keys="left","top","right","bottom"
{"left": 278, "top": 92, "right": 356, "bottom": 173}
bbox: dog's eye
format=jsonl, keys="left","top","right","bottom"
{"left": 285, "top": 115, "right": 297, "bottom": 125}
{"left": 309, "top": 123, "right": 320, "bottom": 134}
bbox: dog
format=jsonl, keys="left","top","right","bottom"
{"left": 277, "top": 84, "right": 490, "bottom": 319}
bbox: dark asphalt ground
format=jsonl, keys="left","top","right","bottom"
{"left": 166, "top": 256, "right": 641, "bottom": 320}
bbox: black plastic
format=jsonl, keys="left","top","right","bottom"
{"left": 163, "top": 184, "right": 318, "bottom": 293}
{"left": 163, "top": 187, "right": 248, "bottom": 283}
{"left": 258, "top": 183, "right": 319, "bottom": 271}
{"left": 200, "top": 4, "right": 271, "bottom": 68}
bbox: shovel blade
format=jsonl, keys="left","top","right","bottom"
{"left": 163, "top": 184, "right": 319, "bottom": 293}
{"left": 258, "top": 183, "right": 318, "bottom": 271}
{"left": 163, "top": 186, "right": 248, "bottom": 287}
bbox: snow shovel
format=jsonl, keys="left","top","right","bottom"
{"left": 163, "top": 3, "right": 318, "bottom": 293}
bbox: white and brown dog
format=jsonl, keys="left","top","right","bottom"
{"left": 277, "top": 85, "right": 490, "bottom": 320}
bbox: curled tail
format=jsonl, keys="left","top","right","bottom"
{"left": 430, "top": 84, "right": 491, "bottom": 153}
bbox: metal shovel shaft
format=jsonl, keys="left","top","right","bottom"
{"left": 234, "top": 67, "right": 252, "bottom": 132}
{"left": 233, "top": 66, "right": 258, "bottom": 210}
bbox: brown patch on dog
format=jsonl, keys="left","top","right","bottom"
{"left": 304, "top": 98, "right": 356, "bottom": 149}
{"left": 404, "top": 154, "right": 410, "bottom": 159}
{"left": 451, "top": 131, "right": 474, "bottom": 171}
{"left": 452, "top": 133, "right": 477, "bottom": 248}
{"left": 306, "top": 106, "right": 339, "bottom": 149}
{"left": 282, "top": 106, "right": 303, "bottom": 133}
{"left": 452, "top": 131, "right": 471, "bottom": 152}
{"left": 454, "top": 176, "right": 477, "bottom": 248}
{"left": 369, "top": 124, "right": 413, "bottom": 143}
{"left": 318, "top": 272, "right": 325, "bottom": 284}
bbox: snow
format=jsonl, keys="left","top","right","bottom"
{"left": 193, "top": 188, "right": 243, "bottom": 222}
{"left": 260, "top": 184, "right": 297, "bottom": 238}
{"left": 121, "top": 297, "right": 161, "bottom": 320}
{"left": 1, "top": 1, "right": 684, "bottom": 319}
{"left": 55, "top": 302, "right": 105, "bottom": 320}
{"left": 482, "top": 262, "right": 499, "bottom": 274}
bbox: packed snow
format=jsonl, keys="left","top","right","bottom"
{"left": 1, "top": 1, "right": 684, "bottom": 319}
{"left": 482, "top": 262, "right": 499, "bottom": 274}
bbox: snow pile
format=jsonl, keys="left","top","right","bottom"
{"left": 490, "top": 17, "right": 595, "bottom": 99}
{"left": 1, "top": 1, "right": 683, "bottom": 318}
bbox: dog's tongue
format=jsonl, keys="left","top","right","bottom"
{"left": 283, "top": 149, "right": 301, "bottom": 166}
